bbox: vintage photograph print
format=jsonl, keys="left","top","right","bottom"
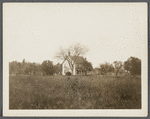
{"left": 3, "top": 3, "right": 148, "bottom": 117}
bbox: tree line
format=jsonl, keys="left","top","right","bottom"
{"left": 99, "top": 56, "right": 141, "bottom": 77}
{"left": 9, "top": 56, "right": 141, "bottom": 77}
{"left": 9, "top": 59, "right": 62, "bottom": 76}
{"left": 9, "top": 43, "right": 141, "bottom": 76}
{"left": 54, "top": 43, "right": 141, "bottom": 77}
{"left": 9, "top": 58, "right": 93, "bottom": 76}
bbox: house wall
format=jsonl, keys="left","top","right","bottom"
{"left": 62, "top": 56, "right": 86, "bottom": 75}
{"left": 63, "top": 60, "right": 72, "bottom": 74}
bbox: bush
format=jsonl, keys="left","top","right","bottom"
{"left": 41, "top": 60, "right": 54, "bottom": 75}
{"left": 124, "top": 57, "right": 141, "bottom": 75}
{"left": 66, "top": 72, "right": 71, "bottom": 76}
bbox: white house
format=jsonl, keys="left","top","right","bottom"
{"left": 61, "top": 52, "right": 87, "bottom": 75}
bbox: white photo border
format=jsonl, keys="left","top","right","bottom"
{"left": 3, "top": 2, "right": 148, "bottom": 117}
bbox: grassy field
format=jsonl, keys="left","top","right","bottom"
{"left": 9, "top": 75, "right": 141, "bottom": 109}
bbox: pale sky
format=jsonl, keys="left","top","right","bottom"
{"left": 3, "top": 3, "right": 147, "bottom": 68}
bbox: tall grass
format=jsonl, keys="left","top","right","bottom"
{"left": 9, "top": 75, "right": 141, "bottom": 109}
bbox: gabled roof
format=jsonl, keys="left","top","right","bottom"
{"left": 62, "top": 56, "right": 86, "bottom": 64}
{"left": 70, "top": 56, "right": 86, "bottom": 64}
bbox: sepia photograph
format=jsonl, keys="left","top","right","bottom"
{"left": 3, "top": 3, "right": 148, "bottom": 117}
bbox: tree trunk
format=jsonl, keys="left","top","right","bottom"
{"left": 85, "top": 71, "right": 87, "bottom": 76}
{"left": 116, "top": 70, "right": 119, "bottom": 77}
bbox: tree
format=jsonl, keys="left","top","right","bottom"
{"left": 69, "top": 43, "right": 89, "bottom": 57}
{"left": 53, "top": 63, "right": 62, "bottom": 74}
{"left": 21, "top": 59, "right": 27, "bottom": 74}
{"left": 41, "top": 60, "right": 54, "bottom": 76}
{"left": 55, "top": 43, "right": 89, "bottom": 61}
{"left": 124, "top": 61, "right": 130, "bottom": 73}
{"left": 124, "top": 57, "right": 141, "bottom": 75}
{"left": 99, "top": 62, "right": 114, "bottom": 75}
{"left": 113, "top": 61, "right": 123, "bottom": 77}
{"left": 24, "top": 67, "right": 31, "bottom": 75}
{"left": 55, "top": 43, "right": 89, "bottom": 75}
{"left": 9, "top": 60, "right": 43, "bottom": 76}
{"left": 9, "top": 61, "right": 17, "bottom": 75}
{"left": 81, "top": 60, "right": 93, "bottom": 75}
{"left": 9, "top": 61, "right": 22, "bottom": 75}
{"left": 35, "top": 64, "right": 42, "bottom": 76}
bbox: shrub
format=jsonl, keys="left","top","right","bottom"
{"left": 124, "top": 57, "right": 141, "bottom": 75}
{"left": 66, "top": 72, "right": 71, "bottom": 76}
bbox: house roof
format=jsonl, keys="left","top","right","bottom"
{"left": 70, "top": 56, "right": 86, "bottom": 64}
{"left": 62, "top": 56, "right": 86, "bottom": 64}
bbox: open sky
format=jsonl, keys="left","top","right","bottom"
{"left": 4, "top": 3, "right": 147, "bottom": 68}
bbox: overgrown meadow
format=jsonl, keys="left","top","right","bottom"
{"left": 9, "top": 75, "right": 141, "bottom": 109}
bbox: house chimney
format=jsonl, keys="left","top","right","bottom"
{"left": 68, "top": 52, "right": 70, "bottom": 56}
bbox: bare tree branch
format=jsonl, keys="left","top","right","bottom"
{"left": 113, "top": 61, "right": 123, "bottom": 77}
{"left": 54, "top": 46, "right": 68, "bottom": 60}
{"left": 54, "top": 43, "right": 89, "bottom": 61}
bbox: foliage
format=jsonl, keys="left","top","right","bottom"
{"left": 41, "top": 60, "right": 54, "bottom": 75}
{"left": 113, "top": 61, "right": 123, "bottom": 77}
{"left": 124, "top": 57, "right": 141, "bottom": 75}
{"left": 53, "top": 63, "right": 62, "bottom": 74}
{"left": 9, "top": 59, "right": 43, "bottom": 76}
{"left": 9, "top": 61, "right": 21, "bottom": 75}
{"left": 55, "top": 43, "right": 91, "bottom": 75}
{"left": 99, "top": 62, "right": 114, "bottom": 75}
{"left": 81, "top": 60, "right": 93, "bottom": 75}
